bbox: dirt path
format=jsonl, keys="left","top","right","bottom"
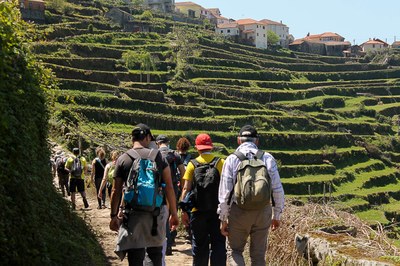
{"left": 53, "top": 185, "right": 192, "bottom": 265}
{"left": 51, "top": 142, "right": 193, "bottom": 265}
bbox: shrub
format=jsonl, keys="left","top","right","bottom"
{"left": 0, "top": 2, "right": 105, "bottom": 264}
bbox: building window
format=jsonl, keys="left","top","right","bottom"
{"left": 373, "top": 44, "right": 375, "bottom": 48}
{"left": 263, "top": 26, "right": 265, "bottom": 29}
{"left": 257, "top": 33, "right": 259, "bottom": 36}
{"left": 257, "top": 25, "right": 258, "bottom": 28}
{"left": 221, "top": 30, "right": 223, "bottom": 33}
{"left": 263, "top": 34, "right": 265, "bottom": 37}
{"left": 227, "top": 29, "right": 230, "bottom": 33}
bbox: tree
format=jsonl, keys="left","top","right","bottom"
{"left": 267, "top": 30, "right": 280, "bottom": 47}
{"left": 122, "top": 51, "right": 157, "bottom": 83}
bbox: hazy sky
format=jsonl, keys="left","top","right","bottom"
{"left": 179, "top": 0, "right": 400, "bottom": 45}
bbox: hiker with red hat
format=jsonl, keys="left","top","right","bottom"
{"left": 180, "top": 133, "right": 226, "bottom": 266}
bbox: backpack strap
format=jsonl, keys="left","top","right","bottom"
{"left": 233, "top": 151, "right": 247, "bottom": 161}
{"left": 126, "top": 149, "right": 141, "bottom": 160}
{"left": 190, "top": 158, "right": 200, "bottom": 168}
{"left": 95, "top": 157, "right": 105, "bottom": 169}
{"left": 255, "top": 150, "right": 264, "bottom": 160}
{"left": 209, "top": 156, "right": 220, "bottom": 167}
{"left": 148, "top": 148, "right": 159, "bottom": 161}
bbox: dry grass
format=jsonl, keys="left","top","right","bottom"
{"left": 265, "top": 200, "right": 400, "bottom": 265}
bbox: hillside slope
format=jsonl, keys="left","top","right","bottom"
{"left": 1, "top": 2, "right": 107, "bottom": 264}
{"left": 37, "top": 0, "right": 400, "bottom": 238}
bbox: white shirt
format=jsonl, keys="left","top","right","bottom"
{"left": 218, "top": 141, "right": 285, "bottom": 221}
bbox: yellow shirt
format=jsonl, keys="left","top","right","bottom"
{"left": 65, "top": 156, "right": 87, "bottom": 179}
{"left": 182, "top": 153, "right": 224, "bottom": 212}
{"left": 182, "top": 153, "right": 225, "bottom": 182}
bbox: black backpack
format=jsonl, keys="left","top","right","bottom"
{"left": 56, "top": 157, "right": 69, "bottom": 176}
{"left": 160, "top": 149, "right": 178, "bottom": 183}
{"left": 191, "top": 157, "right": 221, "bottom": 211}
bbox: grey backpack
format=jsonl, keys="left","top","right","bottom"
{"left": 229, "top": 150, "right": 271, "bottom": 210}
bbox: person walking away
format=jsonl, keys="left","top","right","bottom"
{"left": 56, "top": 153, "right": 70, "bottom": 197}
{"left": 218, "top": 125, "right": 285, "bottom": 266}
{"left": 156, "top": 134, "right": 186, "bottom": 256}
{"left": 109, "top": 123, "right": 179, "bottom": 266}
{"left": 175, "top": 137, "right": 192, "bottom": 243}
{"left": 91, "top": 147, "right": 107, "bottom": 209}
{"left": 98, "top": 150, "right": 120, "bottom": 206}
{"left": 65, "top": 147, "right": 89, "bottom": 210}
{"left": 180, "top": 133, "right": 226, "bottom": 266}
{"left": 176, "top": 137, "right": 192, "bottom": 168}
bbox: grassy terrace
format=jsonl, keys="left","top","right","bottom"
{"left": 40, "top": 0, "right": 400, "bottom": 229}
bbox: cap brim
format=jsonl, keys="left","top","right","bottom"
{"left": 196, "top": 144, "right": 213, "bottom": 151}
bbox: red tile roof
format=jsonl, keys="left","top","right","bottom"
{"left": 361, "top": 39, "right": 388, "bottom": 46}
{"left": 259, "top": 19, "right": 286, "bottom": 26}
{"left": 236, "top": 18, "right": 258, "bottom": 25}
{"left": 217, "top": 22, "right": 238, "bottom": 29}
{"left": 305, "top": 32, "right": 344, "bottom": 40}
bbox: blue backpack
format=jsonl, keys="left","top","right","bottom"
{"left": 124, "top": 149, "right": 163, "bottom": 213}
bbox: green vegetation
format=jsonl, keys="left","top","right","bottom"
{"left": 0, "top": 2, "right": 105, "bottom": 264}
{"left": 25, "top": 0, "right": 400, "bottom": 247}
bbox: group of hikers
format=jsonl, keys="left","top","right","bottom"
{"left": 53, "top": 123, "right": 285, "bottom": 266}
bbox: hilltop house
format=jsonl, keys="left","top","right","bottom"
{"left": 175, "top": 2, "right": 230, "bottom": 25}
{"left": 208, "top": 8, "right": 230, "bottom": 25}
{"left": 19, "top": 0, "right": 45, "bottom": 23}
{"left": 393, "top": 41, "right": 400, "bottom": 49}
{"left": 259, "top": 19, "right": 290, "bottom": 47}
{"left": 175, "top": 1, "right": 208, "bottom": 18}
{"left": 216, "top": 22, "right": 239, "bottom": 42}
{"left": 105, "top": 7, "right": 152, "bottom": 32}
{"left": 361, "top": 38, "right": 389, "bottom": 52}
{"left": 143, "top": 0, "right": 175, "bottom": 13}
{"left": 289, "top": 32, "right": 351, "bottom": 56}
{"left": 236, "top": 19, "right": 268, "bottom": 49}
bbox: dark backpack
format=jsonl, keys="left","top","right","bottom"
{"left": 229, "top": 150, "right": 271, "bottom": 210}
{"left": 56, "top": 157, "right": 69, "bottom": 176}
{"left": 70, "top": 156, "right": 83, "bottom": 178}
{"left": 181, "top": 153, "right": 192, "bottom": 167}
{"left": 191, "top": 157, "right": 221, "bottom": 211}
{"left": 159, "top": 148, "right": 178, "bottom": 182}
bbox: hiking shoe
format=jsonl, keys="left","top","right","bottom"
{"left": 83, "top": 198, "right": 89, "bottom": 209}
{"left": 166, "top": 246, "right": 172, "bottom": 256}
{"left": 102, "top": 204, "right": 107, "bottom": 209}
{"left": 97, "top": 205, "right": 102, "bottom": 209}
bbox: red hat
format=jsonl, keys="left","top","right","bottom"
{"left": 195, "top": 133, "right": 213, "bottom": 151}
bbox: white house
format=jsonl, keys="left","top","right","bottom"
{"left": 216, "top": 22, "right": 239, "bottom": 36}
{"left": 236, "top": 18, "right": 268, "bottom": 49}
{"left": 208, "top": 8, "right": 230, "bottom": 24}
{"left": 361, "top": 38, "right": 389, "bottom": 52}
{"left": 259, "top": 19, "right": 289, "bottom": 47}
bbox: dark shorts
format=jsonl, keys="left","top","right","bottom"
{"left": 69, "top": 178, "right": 85, "bottom": 193}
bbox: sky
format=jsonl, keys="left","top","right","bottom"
{"left": 180, "top": 0, "right": 400, "bottom": 45}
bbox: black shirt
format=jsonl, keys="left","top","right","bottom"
{"left": 114, "top": 147, "right": 168, "bottom": 182}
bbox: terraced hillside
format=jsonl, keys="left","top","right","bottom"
{"left": 38, "top": 0, "right": 400, "bottom": 233}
